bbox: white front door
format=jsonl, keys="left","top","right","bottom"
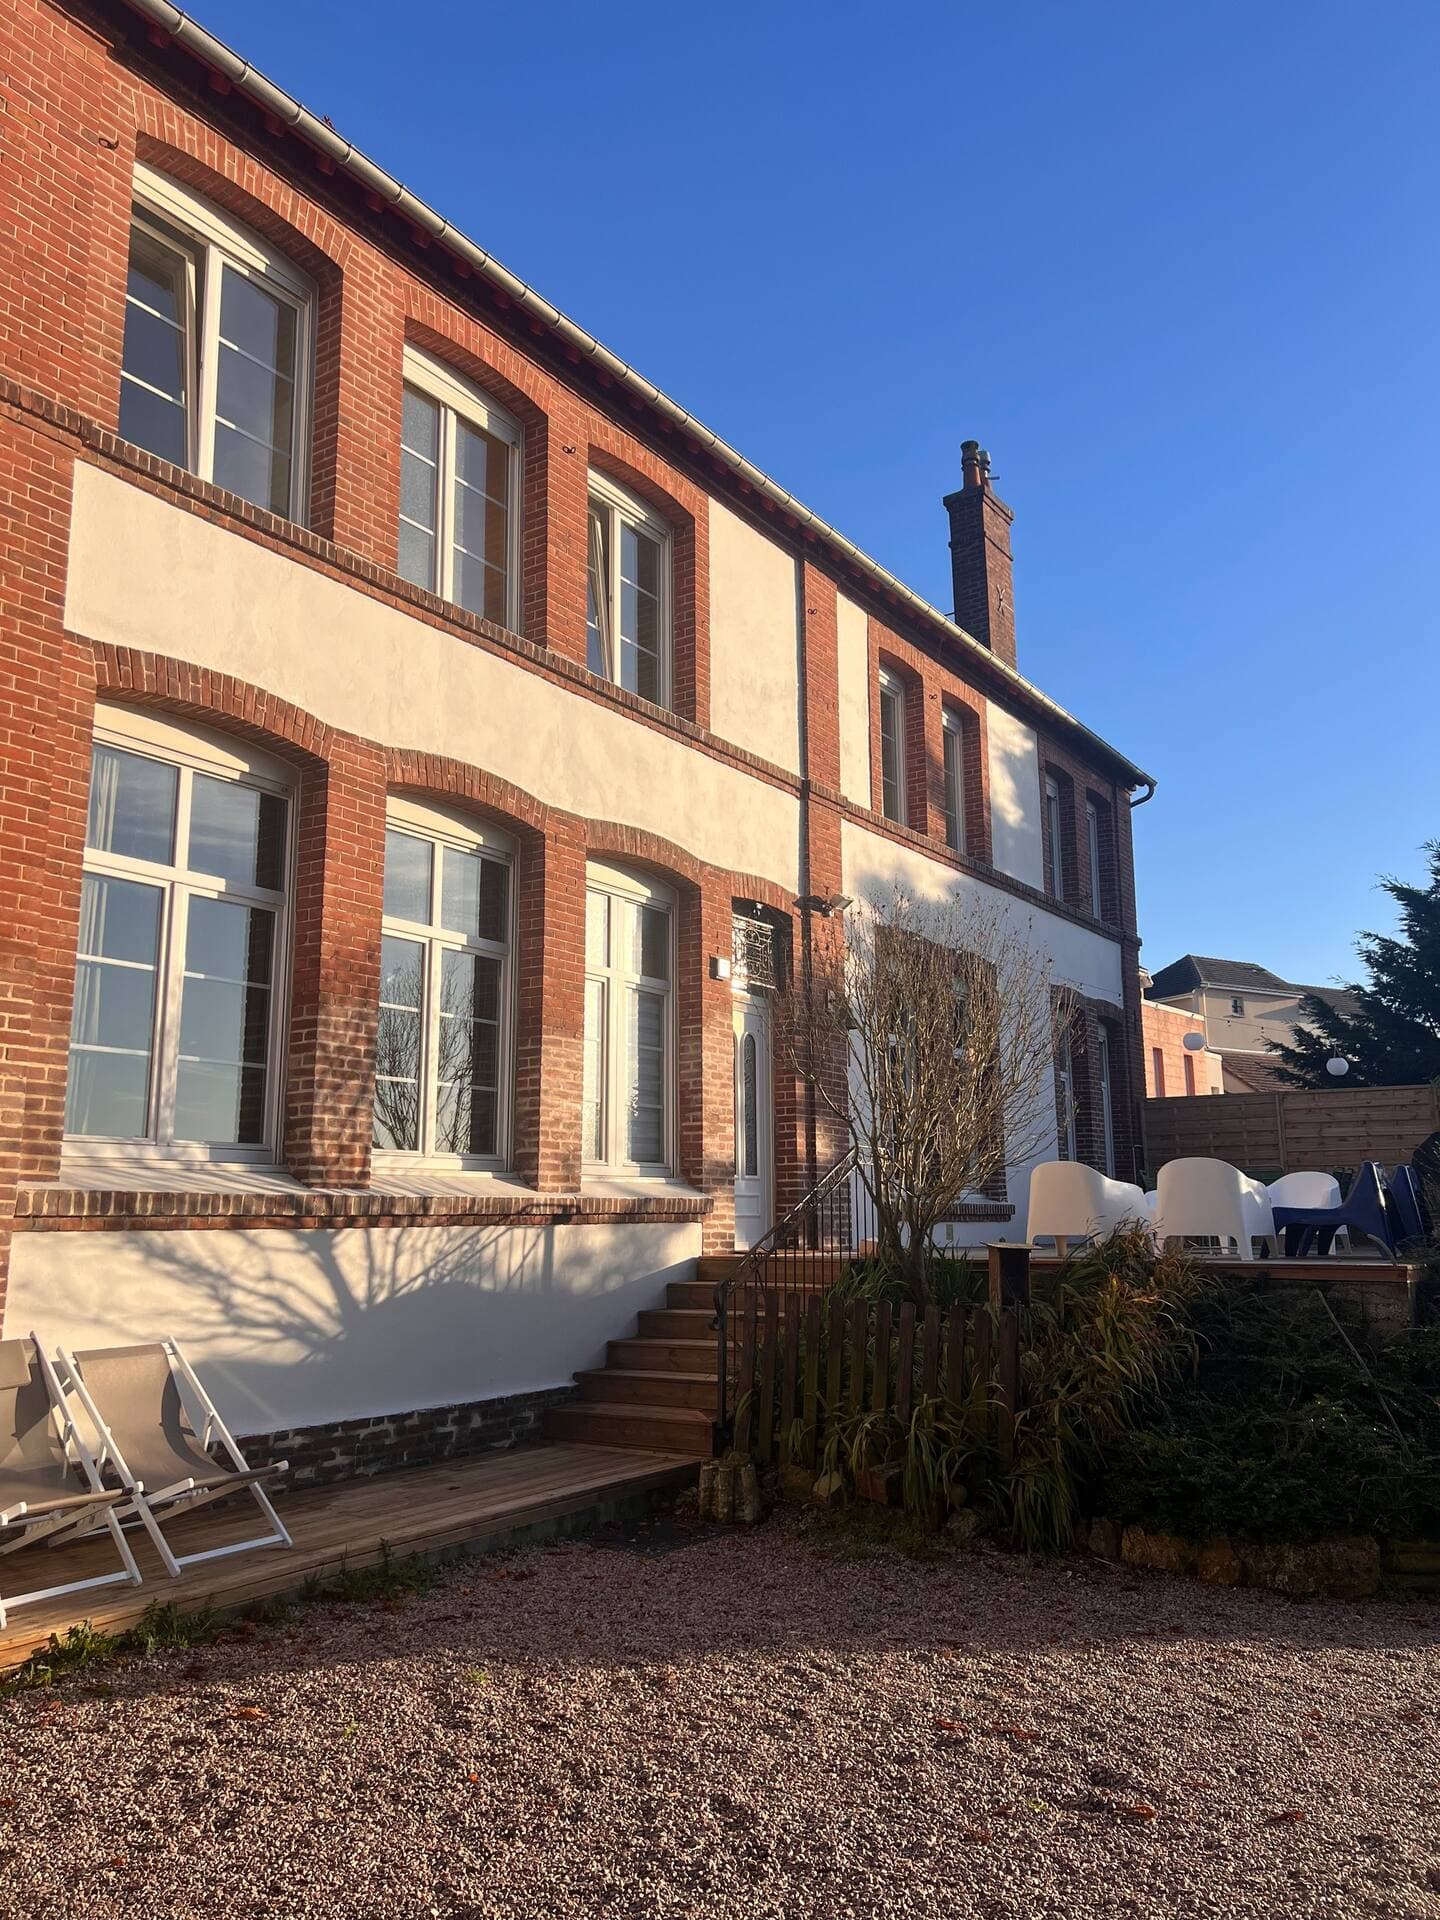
{"left": 733, "top": 993, "right": 774, "bottom": 1250}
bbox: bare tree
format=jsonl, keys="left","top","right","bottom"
{"left": 776, "top": 887, "right": 1070, "bottom": 1299}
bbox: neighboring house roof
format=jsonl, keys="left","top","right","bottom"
{"left": 111, "top": 1, "right": 1154, "bottom": 791}
{"left": 1304, "top": 984, "right": 1362, "bottom": 1021}
{"left": 1145, "top": 955, "right": 1295, "bottom": 1000}
{"left": 1217, "top": 1050, "right": 1292, "bottom": 1094}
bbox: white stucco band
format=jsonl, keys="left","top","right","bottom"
{"left": 840, "top": 820, "right": 1125, "bottom": 1005}
{"left": 7, "top": 1219, "right": 702, "bottom": 1437}
{"left": 985, "top": 701, "right": 1044, "bottom": 891}
{"left": 65, "top": 465, "right": 802, "bottom": 896}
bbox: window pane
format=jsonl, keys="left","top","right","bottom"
{"left": 742, "top": 1031, "right": 759, "bottom": 1178}
{"left": 619, "top": 525, "right": 663, "bottom": 703}
{"left": 188, "top": 775, "right": 286, "bottom": 889}
{"left": 436, "top": 950, "right": 502, "bottom": 1157}
{"left": 441, "top": 847, "right": 508, "bottom": 944}
{"left": 586, "top": 506, "right": 610, "bottom": 678}
{"left": 583, "top": 976, "right": 606, "bottom": 1162}
{"left": 636, "top": 904, "right": 669, "bottom": 982}
{"left": 453, "top": 549, "right": 508, "bottom": 626}
{"left": 627, "top": 987, "right": 666, "bottom": 1165}
{"left": 401, "top": 386, "right": 440, "bottom": 466}
{"left": 453, "top": 419, "right": 510, "bottom": 624}
{"left": 214, "top": 265, "right": 298, "bottom": 516}
{"left": 120, "top": 226, "right": 190, "bottom": 467}
{"left": 87, "top": 745, "right": 177, "bottom": 864}
{"left": 383, "top": 830, "right": 432, "bottom": 923}
{"left": 374, "top": 935, "right": 423, "bottom": 1152}
{"left": 943, "top": 720, "right": 963, "bottom": 853}
{"left": 880, "top": 684, "right": 905, "bottom": 825}
{"left": 66, "top": 874, "right": 162, "bottom": 1141}
{"left": 586, "top": 891, "right": 609, "bottom": 969}
{"left": 175, "top": 898, "right": 273, "bottom": 1145}
{"left": 397, "top": 519, "right": 437, "bottom": 593}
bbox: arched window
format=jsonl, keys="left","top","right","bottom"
{"left": 583, "top": 863, "right": 675, "bottom": 1175}
{"left": 397, "top": 346, "right": 522, "bottom": 631}
{"left": 373, "top": 798, "right": 515, "bottom": 1167}
{"left": 120, "top": 164, "right": 313, "bottom": 521}
{"left": 65, "top": 706, "right": 293, "bottom": 1161}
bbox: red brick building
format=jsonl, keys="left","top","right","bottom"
{"left": 0, "top": 0, "right": 1151, "bottom": 1468}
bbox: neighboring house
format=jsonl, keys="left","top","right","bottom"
{"left": 0, "top": 0, "right": 1150, "bottom": 1469}
{"left": 1140, "top": 982, "right": 1224, "bottom": 1097}
{"left": 1145, "top": 956, "right": 1357, "bottom": 1094}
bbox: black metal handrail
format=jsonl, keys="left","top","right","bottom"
{"left": 713, "top": 1146, "right": 871, "bottom": 1441}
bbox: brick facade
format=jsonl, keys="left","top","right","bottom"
{"left": 0, "top": 0, "right": 1148, "bottom": 1362}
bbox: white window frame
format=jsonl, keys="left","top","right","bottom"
{"left": 373, "top": 796, "right": 516, "bottom": 1172}
{"left": 398, "top": 346, "right": 523, "bottom": 633}
{"left": 878, "top": 669, "right": 908, "bottom": 826}
{"left": 1045, "top": 774, "right": 1064, "bottom": 899}
{"left": 586, "top": 470, "right": 673, "bottom": 709}
{"left": 65, "top": 704, "right": 295, "bottom": 1170}
{"left": 1086, "top": 799, "right": 1104, "bottom": 917}
{"left": 126, "top": 163, "right": 314, "bottom": 523}
{"left": 1056, "top": 1029, "right": 1078, "bottom": 1161}
{"left": 583, "top": 862, "right": 676, "bottom": 1179}
{"left": 1097, "top": 1024, "right": 1116, "bottom": 1177}
{"left": 941, "top": 707, "right": 965, "bottom": 853}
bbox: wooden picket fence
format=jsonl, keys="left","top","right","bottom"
{"left": 728, "top": 1289, "right": 1023, "bottom": 1472}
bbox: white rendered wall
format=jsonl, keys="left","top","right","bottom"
{"left": 707, "top": 498, "right": 802, "bottom": 776}
{"left": 7, "top": 1220, "right": 701, "bottom": 1437}
{"left": 841, "top": 820, "right": 1127, "bottom": 1245}
{"left": 835, "top": 593, "right": 872, "bottom": 806}
{"left": 66, "top": 466, "right": 802, "bottom": 897}
{"left": 986, "top": 702, "right": 1044, "bottom": 890}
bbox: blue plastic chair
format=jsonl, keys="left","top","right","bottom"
{"left": 1388, "top": 1164, "right": 1429, "bottom": 1245}
{"left": 1271, "top": 1161, "right": 1398, "bottom": 1259}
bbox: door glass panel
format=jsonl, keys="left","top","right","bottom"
{"left": 86, "top": 745, "right": 177, "bottom": 864}
{"left": 374, "top": 934, "right": 424, "bottom": 1151}
{"left": 65, "top": 874, "right": 163, "bottom": 1139}
{"left": 742, "top": 1031, "right": 759, "bottom": 1178}
{"left": 174, "top": 898, "right": 273, "bottom": 1144}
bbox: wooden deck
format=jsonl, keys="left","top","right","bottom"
{"left": 0, "top": 1442, "right": 699, "bottom": 1671}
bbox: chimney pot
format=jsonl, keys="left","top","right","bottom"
{"left": 960, "top": 439, "right": 982, "bottom": 490}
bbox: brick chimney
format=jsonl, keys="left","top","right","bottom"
{"left": 943, "top": 440, "right": 1017, "bottom": 669}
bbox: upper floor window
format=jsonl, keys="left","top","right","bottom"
{"left": 584, "top": 864, "right": 674, "bottom": 1176}
{"left": 1086, "top": 799, "right": 1103, "bottom": 914}
{"left": 1055, "top": 1028, "right": 1077, "bottom": 1160}
{"left": 373, "top": 800, "right": 514, "bottom": 1167}
{"left": 942, "top": 707, "right": 966, "bottom": 853}
{"left": 1230, "top": 996, "right": 1245, "bottom": 1017}
{"left": 1044, "top": 774, "right": 1065, "bottom": 899}
{"left": 1096, "top": 1023, "right": 1116, "bottom": 1177}
{"left": 587, "top": 473, "right": 671, "bottom": 707}
{"left": 66, "top": 707, "right": 292, "bottom": 1161}
{"left": 397, "top": 348, "right": 521, "bottom": 630}
{"left": 1151, "top": 1046, "right": 1166, "bottom": 1097}
{"left": 878, "top": 670, "right": 907, "bottom": 826}
{"left": 120, "top": 164, "right": 312, "bottom": 522}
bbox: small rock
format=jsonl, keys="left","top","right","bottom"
{"left": 811, "top": 1470, "right": 847, "bottom": 1509}
{"left": 1195, "top": 1538, "right": 1242, "bottom": 1586}
{"left": 1088, "top": 1518, "right": 1122, "bottom": 1560}
{"left": 1120, "top": 1526, "right": 1196, "bottom": 1575}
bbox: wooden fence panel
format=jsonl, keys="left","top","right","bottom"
{"left": 872, "top": 1301, "right": 892, "bottom": 1417}
{"left": 1142, "top": 1082, "right": 1439, "bottom": 1178}
{"left": 895, "top": 1305, "right": 916, "bottom": 1432}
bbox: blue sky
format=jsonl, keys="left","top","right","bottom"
{"left": 199, "top": 0, "right": 1440, "bottom": 990}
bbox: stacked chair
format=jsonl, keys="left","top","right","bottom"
{"left": 1, "top": 1334, "right": 290, "bottom": 1630}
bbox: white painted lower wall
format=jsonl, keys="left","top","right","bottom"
{"left": 7, "top": 1220, "right": 702, "bottom": 1437}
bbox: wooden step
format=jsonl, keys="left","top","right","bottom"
{"left": 697, "top": 1254, "right": 746, "bottom": 1284}
{"left": 577, "top": 1368, "right": 718, "bottom": 1411}
{"left": 666, "top": 1277, "right": 718, "bottom": 1309}
{"left": 636, "top": 1306, "right": 714, "bottom": 1339}
{"left": 607, "top": 1336, "right": 717, "bottom": 1375}
{"left": 547, "top": 1401, "right": 716, "bottom": 1457}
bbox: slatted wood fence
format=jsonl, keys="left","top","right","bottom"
{"left": 1143, "top": 1082, "right": 1440, "bottom": 1179}
{"left": 729, "top": 1291, "right": 1022, "bottom": 1471}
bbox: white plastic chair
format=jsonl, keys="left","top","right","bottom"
{"left": 1267, "top": 1172, "right": 1347, "bottom": 1254}
{"left": 1027, "top": 1162, "right": 1151, "bottom": 1257}
{"left": 1154, "top": 1157, "right": 1275, "bottom": 1261}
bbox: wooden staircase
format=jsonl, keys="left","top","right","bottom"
{"left": 545, "top": 1256, "right": 742, "bottom": 1458}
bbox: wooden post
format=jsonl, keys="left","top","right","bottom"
{"left": 987, "top": 1240, "right": 1032, "bottom": 1310}
{"left": 996, "top": 1308, "right": 1019, "bottom": 1469}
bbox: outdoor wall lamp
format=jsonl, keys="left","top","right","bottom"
{"left": 793, "top": 892, "right": 852, "bottom": 917}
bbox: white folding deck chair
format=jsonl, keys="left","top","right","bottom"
{"left": 0, "top": 1336, "right": 142, "bottom": 1630}
{"left": 56, "top": 1340, "right": 291, "bottom": 1578}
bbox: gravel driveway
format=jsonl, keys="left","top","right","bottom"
{"left": 3, "top": 1508, "right": 1438, "bottom": 1919}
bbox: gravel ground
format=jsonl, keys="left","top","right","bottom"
{"left": 3, "top": 1508, "right": 1439, "bottom": 1920}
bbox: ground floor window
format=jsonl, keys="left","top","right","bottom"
{"left": 65, "top": 706, "right": 292, "bottom": 1162}
{"left": 583, "top": 863, "right": 675, "bottom": 1176}
{"left": 373, "top": 798, "right": 514, "bottom": 1167}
